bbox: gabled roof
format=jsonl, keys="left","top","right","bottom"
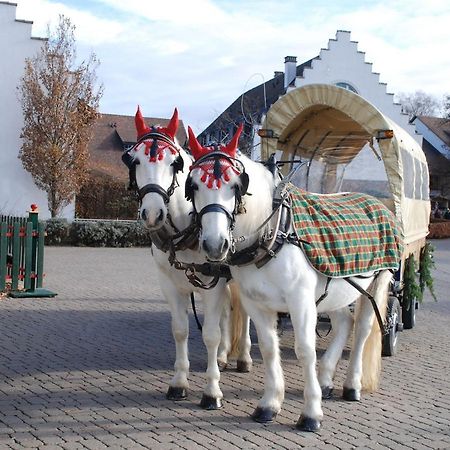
{"left": 199, "top": 58, "right": 315, "bottom": 138}
{"left": 418, "top": 116, "right": 450, "bottom": 147}
{"left": 87, "top": 112, "right": 187, "bottom": 181}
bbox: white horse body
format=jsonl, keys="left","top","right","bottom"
{"left": 187, "top": 126, "right": 393, "bottom": 431}
{"left": 124, "top": 108, "right": 251, "bottom": 409}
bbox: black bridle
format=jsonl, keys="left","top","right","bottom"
{"left": 121, "top": 131, "right": 185, "bottom": 204}
{"left": 186, "top": 151, "right": 249, "bottom": 231}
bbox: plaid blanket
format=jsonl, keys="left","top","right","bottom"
{"left": 290, "top": 188, "right": 403, "bottom": 277}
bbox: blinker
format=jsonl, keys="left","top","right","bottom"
{"left": 171, "top": 154, "right": 184, "bottom": 174}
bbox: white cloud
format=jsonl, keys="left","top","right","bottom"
{"left": 13, "top": 0, "right": 450, "bottom": 131}
{"left": 16, "top": 0, "right": 125, "bottom": 45}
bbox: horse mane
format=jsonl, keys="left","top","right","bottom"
{"left": 235, "top": 154, "right": 275, "bottom": 242}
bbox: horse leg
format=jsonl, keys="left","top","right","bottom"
{"left": 318, "top": 307, "right": 354, "bottom": 399}
{"left": 161, "top": 283, "right": 190, "bottom": 401}
{"left": 343, "top": 271, "right": 390, "bottom": 401}
{"left": 236, "top": 296, "right": 284, "bottom": 423}
{"left": 199, "top": 286, "right": 228, "bottom": 410}
{"left": 288, "top": 294, "right": 323, "bottom": 432}
{"left": 243, "top": 299, "right": 283, "bottom": 423}
{"left": 217, "top": 287, "right": 231, "bottom": 371}
{"left": 237, "top": 307, "right": 252, "bottom": 373}
{"left": 226, "top": 282, "right": 252, "bottom": 372}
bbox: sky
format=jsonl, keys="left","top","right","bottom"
{"left": 15, "top": 0, "right": 450, "bottom": 133}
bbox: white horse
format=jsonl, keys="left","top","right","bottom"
{"left": 185, "top": 125, "right": 400, "bottom": 431}
{"left": 121, "top": 108, "right": 252, "bottom": 409}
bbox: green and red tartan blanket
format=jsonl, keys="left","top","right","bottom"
{"left": 290, "top": 188, "right": 403, "bottom": 278}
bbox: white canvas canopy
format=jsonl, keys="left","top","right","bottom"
{"left": 261, "top": 84, "right": 430, "bottom": 254}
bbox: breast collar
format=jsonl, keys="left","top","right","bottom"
{"left": 227, "top": 195, "right": 299, "bottom": 269}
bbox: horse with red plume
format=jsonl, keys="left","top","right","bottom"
{"left": 122, "top": 108, "right": 252, "bottom": 409}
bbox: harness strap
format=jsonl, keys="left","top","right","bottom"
{"left": 229, "top": 198, "right": 288, "bottom": 268}
{"left": 344, "top": 275, "right": 388, "bottom": 335}
{"left": 316, "top": 277, "right": 332, "bottom": 307}
{"left": 139, "top": 183, "right": 170, "bottom": 203}
{"left": 197, "top": 203, "right": 234, "bottom": 224}
{"left": 190, "top": 293, "right": 202, "bottom": 330}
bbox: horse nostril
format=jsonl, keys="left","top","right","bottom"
{"left": 141, "top": 209, "right": 147, "bottom": 221}
{"left": 221, "top": 239, "right": 229, "bottom": 253}
{"left": 157, "top": 209, "right": 164, "bottom": 222}
{"left": 202, "top": 240, "right": 210, "bottom": 254}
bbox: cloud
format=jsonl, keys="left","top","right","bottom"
{"left": 13, "top": 0, "right": 450, "bottom": 132}
{"left": 16, "top": 0, "right": 125, "bottom": 45}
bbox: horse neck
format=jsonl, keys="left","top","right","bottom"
{"left": 166, "top": 148, "right": 193, "bottom": 231}
{"left": 234, "top": 155, "right": 275, "bottom": 246}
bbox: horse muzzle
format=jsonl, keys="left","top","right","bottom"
{"left": 141, "top": 206, "right": 166, "bottom": 230}
{"left": 201, "top": 236, "right": 230, "bottom": 262}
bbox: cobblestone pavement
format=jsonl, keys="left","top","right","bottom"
{"left": 1, "top": 240, "right": 449, "bottom": 449}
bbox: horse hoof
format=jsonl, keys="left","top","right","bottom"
{"left": 296, "top": 415, "right": 321, "bottom": 432}
{"left": 342, "top": 387, "right": 360, "bottom": 401}
{"left": 200, "top": 394, "right": 223, "bottom": 410}
{"left": 251, "top": 406, "right": 277, "bottom": 423}
{"left": 236, "top": 360, "right": 252, "bottom": 373}
{"left": 321, "top": 386, "right": 334, "bottom": 399}
{"left": 166, "top": 386, "right": 187, "bottom": 400}
{"left": 217, "top": 361, "right": 228, "bottom": 372}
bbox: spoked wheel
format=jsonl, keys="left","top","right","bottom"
{"left": 382, "top": 296, "right": 403, "bottom": 357}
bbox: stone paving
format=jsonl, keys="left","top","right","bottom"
{"left": 0, "top": 241, "right": 450, "bottom": 449}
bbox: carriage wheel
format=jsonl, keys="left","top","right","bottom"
{"left": 382, "top": 296, "right": 402, "bottom": 357}
{"left": 402, "top": 291, "right": 417, "bottom": 329}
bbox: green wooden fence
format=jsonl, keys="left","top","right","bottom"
{"left": 0, "top": 209, "right": 56, "bottom": 298}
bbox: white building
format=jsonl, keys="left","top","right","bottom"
{"left": 288, "top": 30, "right": 419, "bottom": 143}
{"left": 0, "top": 1, "right": 74, "bottom": 219}
{"left": 199, "top": 30, "right": 422, "bottom": 195}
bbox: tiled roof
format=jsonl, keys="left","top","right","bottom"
{"left": 87, "top": 112, "right": 187, "bottom": 181}
{"left": 418, "top": 116, "right": 450, "bottom": 146}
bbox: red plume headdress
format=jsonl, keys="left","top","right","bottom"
{"left": 188, "top": 124, "right": 244, "bottom": 189}
{"left": 135, "top": 106, "right": 179, "bottom": 141}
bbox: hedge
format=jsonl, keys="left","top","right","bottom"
{"left": 44, "top": 219, "right": 152, "bottom": 247}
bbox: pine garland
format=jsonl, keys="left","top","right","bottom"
{"left": 419, "top": 242, "right": 437, "bottom": 301}
{"left": 403, "top": 254, "right": 422, "bottom": 307}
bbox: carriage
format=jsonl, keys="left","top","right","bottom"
{"left": 258, "top": 83, "right": 431, "bottom": 355}
{"left": 125, "top": 91, "right": 431, "bottom": 430}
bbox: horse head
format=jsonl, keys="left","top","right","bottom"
{"left": 186, "top": 124, "right": 246, "bottom": 261}
{"left": 122, "top": 106, "right": 184, "bottom": 230}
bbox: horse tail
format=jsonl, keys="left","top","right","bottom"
{"left": 228, "top": 281, "right": 243, "bottom": 357}
{"left": 361, "top": 270, "right": 391, "bottom": 391}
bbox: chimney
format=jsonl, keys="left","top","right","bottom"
{"left": 284, "top": 56, "right": 297, "bottom": 89}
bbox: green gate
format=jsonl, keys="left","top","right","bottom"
{"left": 0, "top": 207, "right": 56, "bottom": 298}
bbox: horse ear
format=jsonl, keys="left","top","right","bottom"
{"left": 164, "top": 108, "right": 179, "bottom": 140}
{"left": 135, "top": 106, "right": 150, "bottom": 139}
{"left": 188, "top": 126, "right": 208, "bottom": 161}
{"left": 224, "top": 124, "right": 244, "bottom": 157}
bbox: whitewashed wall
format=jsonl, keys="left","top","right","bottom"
{"left": 292, "top": 30, "right": 422, "bottom": 183}
{"left": 0, "top": 3, "right": 74, "bottom": 219}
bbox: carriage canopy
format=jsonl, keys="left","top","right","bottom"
{"left": 261, "top": 84, "right": 430, "bottom": 250}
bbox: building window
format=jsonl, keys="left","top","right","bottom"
{"left": 335, "top": 82, "right": 358, "bottom": 94}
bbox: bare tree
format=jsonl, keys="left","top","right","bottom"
{"left": 443, "top": 94, "right": 450, "bottom": 119}
{"left": 397, "top": 90, "right": 440, "bottom": 120}
{"left": 18, "top": 15, "right": 103, "bottom": 217}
